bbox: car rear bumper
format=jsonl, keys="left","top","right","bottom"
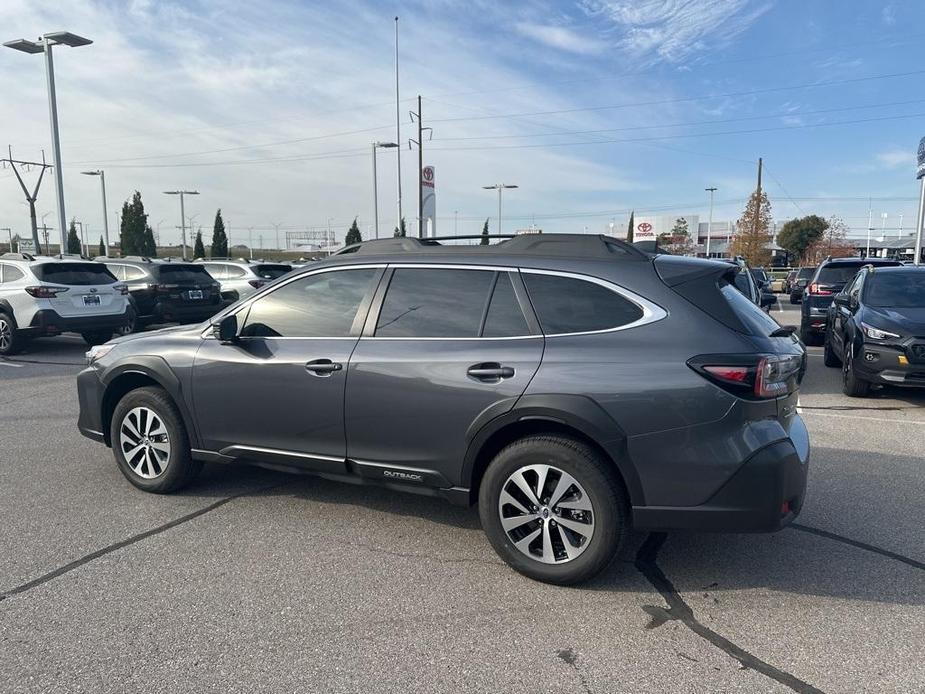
{"left": 151, "top": 299, "right": 220, "bottom": 323}
{"left": 77, "top": 367, "right": 106, "bottom": 442}
{"left": 632, "top": 431, "right": 809, "bottom": 533}
{"left": 27, "top": 307, "right": 132, "bottom": 336}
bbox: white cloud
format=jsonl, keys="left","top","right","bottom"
{"left": 514, "top": 22, "right": 607, "bottom": 55}
{"left": 581, "top": 0, "right": 772, "bottom": 63}
{"left": 875, "top": 148, "right": 912, "bottom": 169}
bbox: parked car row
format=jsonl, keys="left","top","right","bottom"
{"left": 0, "top": 253, "right": 294, "bottom": 354}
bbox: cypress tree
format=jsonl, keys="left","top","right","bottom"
{"left": 480, "top": 218, "right": 490, "bottom": 245}
{"left": 345, "top": 217, "right": 363, "bottom": 245}
{"left": 626, "top": 210, "right": 635, "bottom": 243}
{"left": 211, "top": 209, "right": 228, "bottom": 258}
{"left": 193, "top": 229, "right": 206, "bottom": 259}
{"left": 98, "top": 236, "right": 105, "bottom": 257}
{"left": 393, "top": 217, "right": 407, "bottom": 238}
{"left": 67, "top": 219, "right": 81, "bottom": 255}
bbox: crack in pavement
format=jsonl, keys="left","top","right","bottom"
{"left": 557, "top": 647, "right": 593, "bottom": 694}
{"left": 790, "top": 523, "right": 925, "bottom": 572}
{"left": 634, "top": 533, "right": 824, "bottom": 694}
{"left": 0, "top": 482, "right": 287, "bottom": 601}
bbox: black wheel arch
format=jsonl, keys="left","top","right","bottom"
{"left": 462, "top": 393, "right": 643, "bottom": 507}
{"left": 0, "top": 299, "right": 16, "bottom": 323}
{"left": 100, "top": 358, "right": 200, "bottom": 448}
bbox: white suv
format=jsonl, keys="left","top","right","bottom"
{"left": 195, "top": 258, "right": 292, "bottom": 301}
{"left": 0, "top": 253, "right": 132, "bottom": 355}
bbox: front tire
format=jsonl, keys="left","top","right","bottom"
{"left": 0, "top": 311, "right": 25, "bottom": 356}
{"left": 479, "top": 435, "right": 628, "bottom": 585}
{"left": 110, "top": 386, "right": 202, "bottom": 493}
{"left": 800, "top": 321, "right": 820, "bottom": 346}
{"left": 823, "top": 333, "right": 841, "bottom": 367}
{"left": 842, "top": 344, "right": 870, "bottom": 397}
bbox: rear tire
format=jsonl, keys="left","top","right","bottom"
{"left": 823, "top": 333, "right": 841, "bottom": 367}
{"left": 479, "top": 435, "right": 628, "bottom": 585}
{"left": 110, "top": 386, "right": 203, "bottom": 493}
{"left": 800, "top": 322, "right": 820, "bottom": 346}
{"left": 82, "top": 330, "right": 113, "bottom": 346}
{"left": 842, "top": 345, "right": 870, "bottom": 397}
{"left": 0, "top": 311, "right": 25, "bottom": 356}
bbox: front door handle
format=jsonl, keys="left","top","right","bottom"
{"left": 305, "top": 358, "right": 343, "bottom": 376}
{"left": 467, "top": 362, "right": 515, "bottom": 381}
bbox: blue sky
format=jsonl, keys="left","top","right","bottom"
{"left": 2, "top": 0, "right": 924, "bottom": 246}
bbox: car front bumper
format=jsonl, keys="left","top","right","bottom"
{"left": 632, "top": 416, "right": 809, "bottom": 533}
{"left": 77, "top": 366, "right": 106, "bottom": 442}
{"left": 853, "top": 342, "right": 925, "bottom": 388}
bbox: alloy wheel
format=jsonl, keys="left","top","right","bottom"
{"left": 498, "top": 464, "right": 595, "bottom": 564}
{"left": 119, "top": 406, "right": 171, "bottom": 479}
{"left": 0, "top": 318, "right": 10, "bottom": 352}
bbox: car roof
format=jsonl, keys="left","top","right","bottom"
{"left": 820, "top": 257, "right": 899, "bottom": 265}
{"left": 864, "top": 264, "right": 925, "bottom": 273}
{"left": 1, "top": 253, "right": 99, "bottom": 266}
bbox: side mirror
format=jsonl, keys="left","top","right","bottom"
{"left": 212, "top": 313, "right": 238, "bottom": 343}
{"left": 760, "top": 291, "right": 776, "bottom": 308}
{"left": 833, "top": 294, "right": 849, "bottom": 307}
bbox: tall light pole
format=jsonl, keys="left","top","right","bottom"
{"left": 4, "top": 32, "right": 92, "bottom": 255}
{"left": 372, "top": 141, "right": 399, "bottom": 239}
{"left": 394, "top": 17, "right": 403, "bottom": 234}
{"left": 866, "top": 199, "right": 873, "bottom": 258}
{"left": 705, "top": 187, "right": 718, "bottom": 258}
{"left": 163, "top": 190, "right": 199, "bottom": 260}
{"left": 454, "top": 210, "right": 459, "bottom": 235}
{"left": 81, "top": 170, "right": 110, "bottom": 256}
{"left": 1, "top": 228, "right": 12, "bottom": 253}
{"left": 482, "top": 184, "right": 518, "bottom": 235}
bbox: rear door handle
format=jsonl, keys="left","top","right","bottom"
{"left": 467, "top": 363, "right": 515, "bottom": 381}
{"left": 305, "top": 358, "right": 343, "bottom": 376}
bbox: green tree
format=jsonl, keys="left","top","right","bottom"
{"left": 211, "top": 209, "right": 228, "bottom": 258}
{"left": 659, "top": 217, "right": 694, "bottom": 255}
{"left": 193, "top": 229, "right": 206, "bottom": 258}
{"left": 98, "top": 236, "right": 105, "bottom": 257}
{"left": 626, "top": 210, "right": 634, "bottom": 242}
{"left": 345, "top": 217, "right": 363, "bottom": 245}
{"left": 119, "top": 191, "right": 152, "bottom": 257}
{"left": 480, "top": 218, "right": 490, "bottom": 245}
{"left": 776, "top": 214, "right": 827, "bottom": 263}
{"left": 393, "top": 216, "right": 407, "bottom": 238}
{"left": 66, "top": 219, "right": 81, "bottom": 255}
{"left": 731, "top": 190, "right": 773, "bottom": 266}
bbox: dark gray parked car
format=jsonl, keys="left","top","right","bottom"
{"left": 77, "top": 235, "right": 809, "bottom": 584}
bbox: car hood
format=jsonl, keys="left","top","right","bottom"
{"left": 864, "top": 306, "right": 925, "bottom": 336}
{"left": 109, "top": 323, "right": 204, "bottom": 346}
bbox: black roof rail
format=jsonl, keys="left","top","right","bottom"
{"left": 333, "top": 233, "right": 649, "bottom": 260}
{"left": 1, "top": 251, "right": 35, "bottom": 261}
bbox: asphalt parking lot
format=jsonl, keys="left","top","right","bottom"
{"left": 1, "top": 299, "right": 923, "bottom": 694}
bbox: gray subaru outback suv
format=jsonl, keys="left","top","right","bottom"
{"left": 77, "top": 234, "right": 809, "bottom": 584}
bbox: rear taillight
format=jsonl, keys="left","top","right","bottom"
{"left": 808, "top": 283, "right": 832, "bottom": 296}
{"left": 248, "top": 279, "right": 266, "bottom": 289}
{"left": 689, "top": 354, "right": 803, "bottom": 400}
{"left": 25, "top": 285, "right": 69, "bottom": 298}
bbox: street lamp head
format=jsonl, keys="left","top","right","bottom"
{"left": 44, "top": 31, "right": 93, "bottom": 47}
{"left": 3, "top": 38, "right": 44, "bottom": 54}
{"left": 81, "top": 170, "right": 101, "bottom": 176}
{"left": 375, "top": 142, "right": 399, "bottom": 149}
{"left": 502, "top": 185, "right": 519, "bottom": 190}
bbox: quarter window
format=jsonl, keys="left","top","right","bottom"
{"left": 224, "top": 265, "right": 247, "bottom": 279}
{"left": 240, "top": 268, "right": 378, "bottom": 338}
{"left": 523, "top": 273, "right": 643, "bottom": 334}
{"left": 376, "top": 268, "right": 494, "bottom": 338}
{"left": 124, "top": 266, "right": 148, "bottom": 281}
{"left": 0, "top": 264, "right": 25, "bottom": 283}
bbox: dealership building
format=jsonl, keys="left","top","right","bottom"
{"left": 610, "top": 214, "right": 779, "bottom": 259}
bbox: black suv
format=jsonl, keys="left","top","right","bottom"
{"left": 77, "top": 235, "right": 809, "bottom": 585}
{"left": 800, "top": 257, "right": 900, "bottom": 344}
{"left": 98, "top": 258, "right": 222, "bottom": 331}
{"left": 823, "top": 265, "right": 925, "bottom": 396}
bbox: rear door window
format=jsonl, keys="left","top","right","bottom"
{"left": 376, "top": 268, "right": 494, "bottom": 338}
{"left": 522, "top": 272, "right": 643, "bottom": 334}
{"left": 36, "top": 263, "right": 117, "bottom": 286}
{"left": 482, "top": 273, "right": 532, "bottom": 337}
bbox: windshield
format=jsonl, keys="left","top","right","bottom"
{"left": 156, "top": 265, "right": 214, "bottom": 283}
{"left": 36, "top": 263, "right": 117, "bottom": 286}
{"left": 864, "top": 272, "right": 925, "bottom": 308}
{"left": 253, "top": 264, "right": 292, "bottom": 279}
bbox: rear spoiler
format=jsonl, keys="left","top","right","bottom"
{"left": 653, "top": 255, "right": 739, "bottom": 287}
{"left": 654, "top": 256, "right": 750, "bottom": 335}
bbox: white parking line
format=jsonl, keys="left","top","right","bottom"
{"left": 801, "top": 410, "right": 925, "bottom": 425}
{"left": 0, "top": 361, "right": 23, "bottom": 368}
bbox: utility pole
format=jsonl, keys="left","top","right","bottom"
{"left": 163, "top": 190, "right": 199, "bottom": 260}
{"left": 81, "top": 170, "right": 110, "bottom": 256}
{"left": 454, "top": 210, "right": 458, "bottom": 235}
{"left": 1, "top": 228, "right": 12, "bottom": 253}
{"left": 248, "top": 227, "right": 254, "bottom": 259}
{"left": 866, "top": 198, "right": 873, "bottom": 258}
{"left": 273, "top": 222, "right": 282, "bottom": 251}
{"left": 3, "top": 147, "right": 52, "bottom": 252}
{"left": 751, "top": 158, "right": 762, "bottom": 238}
{"left": 705, "top": 186, "right": 718, "bottom": 258}
{"left": 482, "top": 184, "right": 518, "bottom": 235}
{"left": 408, "top": 95, "right": 433, "bottom": 238}
{"left": 394, "top": 16, "right": 402, "bottom": 234}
